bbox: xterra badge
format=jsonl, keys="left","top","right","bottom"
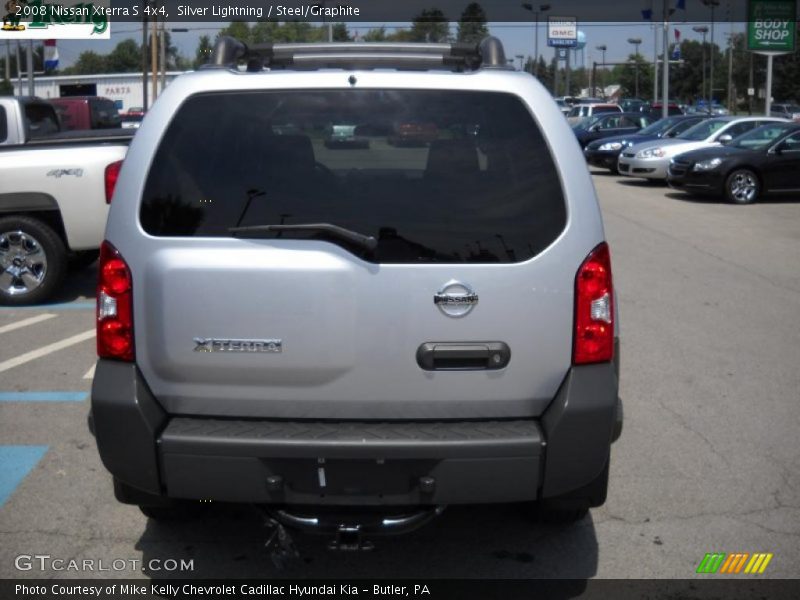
{"left": 193, "top": 338, "right": 282, "bottom": 353}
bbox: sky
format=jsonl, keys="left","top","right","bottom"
{"left": 46, "top": 19, "right": 748, "bottom": 71}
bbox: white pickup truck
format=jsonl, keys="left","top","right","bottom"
{"left": 1, "top": 97, "right": 132, "bottom": 305}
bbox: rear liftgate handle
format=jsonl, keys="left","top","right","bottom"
{"left": 416, "top": 342, "right": 510, "bottom": 371}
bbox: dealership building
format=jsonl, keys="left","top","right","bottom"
{"left": 12, "top": 71, "right": 185, "bottom": 112}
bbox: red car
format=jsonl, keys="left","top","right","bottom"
{"left": 388, "top": 121, "right": 438, "bottom": 146}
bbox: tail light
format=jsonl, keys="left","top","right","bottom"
{"left": 104, "top": 160, "right": 123, "bottom": 204}
{"left": 97, "top": 241, "right": 134, "bottom": 361}
{"left": 573, "top": 242, "right": 614, "bottom": 365}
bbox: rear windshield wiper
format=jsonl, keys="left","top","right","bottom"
{"left": 229, "top": 223, "right": 378, "bottom": 253}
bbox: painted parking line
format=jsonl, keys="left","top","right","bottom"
{"left": 0, "top": 301, "right": 95, "bottom": 312}
{"left": 0, "top": 329, "right": 95, "bottom": 374}
{"left": 0, "top": 313, "right": 57, "bottom": 335}
{"left": 0, "top": 446, "right": 48, "bottom": 508}
{"left": 83, "top": 363, "right": 96, "bottom": 380}
{"left": 0, "top": 391, "right": 88, "bottom": 402}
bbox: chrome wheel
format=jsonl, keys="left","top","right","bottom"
{"left": 0, "top": 230, "right": 48, "bottom": 296}
{"left": 728, "top": 171, "right": 758, "bottom": 204}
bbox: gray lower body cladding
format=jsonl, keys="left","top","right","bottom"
{"left": 90, "top": 360, "right": 620, "bottom": 506}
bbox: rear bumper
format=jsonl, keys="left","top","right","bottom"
{"left": 90, "top": 359, "right": 621, "bottom": 506}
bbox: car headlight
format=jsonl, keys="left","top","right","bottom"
{"left": 598, "top": 142, "right": 623, "bottom": 151}
{"left": 637, "top": 147, "right": 666, "bottom": 159}
{"left": 692, "top": 158, "right": 723, "bottom": 171}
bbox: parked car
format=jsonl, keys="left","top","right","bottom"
{"left": 0, "top": 96, "right": 61, "bottom": 144}
{"left": 618, "top": 116, "right": 787, "bottom": 181}
{"left": 566, "top": 103, "right": 622, "bottom": 125}
{"left": 120, "top": 110, "right": 145, "bottom": 130}
{"left": 642, "top": 103, "right": 684, "bottom": 119}
{"left": 323, "top": 122, "right": 370, "bottom": 148}
{"left": 584, "top": 115, "right": 710, "bottom": 173}
{"left": 571, "top": 112, "right": 653, "bottom": 149}
{"left": 667, "top": 122, "right": 800, "bottom": 204}
{"left": 49, "top": 96, "right": 121, "bottom": 131}
{"left": 555, "top": 98, "right": 571, "bottom": 116}
{"left": 618, "top": 98, "right": 646, "bottom": 113}
{"left": 91, "top": 36, "right": 622, "bottom": 532}
{"left": 0, "top": 133, "right": 131, "bottom": 304}
{"left": 387, "top": 121, "right": 438, "bottom": 146}
{"left": 770, "top": 103, "right": 800, "bottom": 121}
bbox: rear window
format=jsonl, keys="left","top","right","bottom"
{"left": 24, "top": 103, "right": 59, "bottom": 138}
{"left": 141, "top": 90, "right": 567, "bottom": 264}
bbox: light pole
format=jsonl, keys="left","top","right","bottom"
{"left": 693, "top": 26, "right": 709, "bottom": 108}
{"left": 159, "top": 27, "right": 188, "bottom": 95}
{"left": 627, "top": 37, "right": 642, "bottom": 98}
{"left": 703, "top": 0, "right": 720, "bottom": 105}
{"left": 521, "top": 3, "right": 550, "bottom": 79}
{"left": 595, "top": 44, "right": 606, "bottom": 97}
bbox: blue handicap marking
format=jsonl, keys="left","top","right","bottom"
{"left": 0, "top": 392, "right": 88, "bottom": 402}
{"left": 0, "top": 446, "right": 48, "bottom": 508}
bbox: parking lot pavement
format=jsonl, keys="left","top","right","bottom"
{"left": 1, "top": 175, "right": 798, "bottom": 580}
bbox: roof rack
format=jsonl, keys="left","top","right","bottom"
{"left": 203, "top": 36, "right": 512, "bottom": 73}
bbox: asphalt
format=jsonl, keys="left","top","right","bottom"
{"left": 0, "top": 172, "right": 798, "bottom": 580}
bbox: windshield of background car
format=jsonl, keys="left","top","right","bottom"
{"left": 638, "top": 117, "right": 680, "bottom": 136}
{"left": 730, "top": 124, "right": 790, "bottom": 150}
{"left": 678, "top": 119, "right": 729, "bottom": 141}
{"left": 140, "top": 90, "right": 568, "bottom": 264}
{"left": 785, "top": 105, "right": 800, "bottom": 113}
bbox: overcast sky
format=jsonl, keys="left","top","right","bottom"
{"left": 46, "top": 19, "right": 747, "bottom": 71}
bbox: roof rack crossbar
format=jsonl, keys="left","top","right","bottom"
{"left": 202, "top": 36, "right": 511, "bottom": 73}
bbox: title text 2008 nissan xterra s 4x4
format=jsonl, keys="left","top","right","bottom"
{"left": 90, "top": 36, "right": 622, "bottom": 544}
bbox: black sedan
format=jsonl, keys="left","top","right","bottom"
{"left": 667, "top": 123, "right": 800, "bottom": 204}
{"left": 571, "top": 112, "right": 653, "bottom": 149}
{"left": 584, "top": 115, "right": 710, "bottom": 173}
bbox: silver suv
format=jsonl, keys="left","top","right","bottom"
{"left": 91, "top": 37, "right": 622, "bottom": 532}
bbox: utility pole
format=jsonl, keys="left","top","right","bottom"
{"left": 15, "top": 41, "right": 21, "bottom": 96}
{"left": 726, "top": 33, "right": 734, "bottom": 113}
{"left": 628, "top": 37, "right": 642, "bottom": 98}
{"left": 26, "top": 40, "right": 34, "bottom": 96}
{"left": 160, "top": 19, "right": 166, "bottom": 95}
{"left": 141, "top": 13, "right": 148, "bottom": 110}
{"left": 595, "top": 45, "right": 606, "bottom": 97}
{"left": 662, "top": 0, "right": 669, "bottom": 119}
{"left": 522, "top": 4, "right": 551, "bottom": 79}
{"left": 693, "top": 26, "right": 709, "bottom": 106}
{"left": 703, "top": 0, "right": 720, "bottom": 104}
{"left": 4, "top": 41, "right": 10, "bottom": 83}
{"left": 150, "top": 16, "right": 158, "bottom": 102}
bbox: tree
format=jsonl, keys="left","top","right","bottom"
{"left": 106, "top": 39, "right": 140, "bottom": 73}
{"left": 362, "top": 26, "right": 388, "bottom": 42}
{"left": 0, "top": 79, "right": 13, "bottom": 96}
{"left": 610, "top": 53, "right": 654, "bottom": 100}
{"left": 65, "top": 51, "right": 106, "bottom": 75}
{"left": 457, "top": 3, "right": 488, "bottom": 43}
{"left": 410, "top": 9, "right": 450, "bottom": 43}
{"left": 194, "top": 35, "right": 213, "bottom": 69}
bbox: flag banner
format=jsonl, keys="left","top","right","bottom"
{"left": 43, "top": 38, "right": 58, "bottom": 70}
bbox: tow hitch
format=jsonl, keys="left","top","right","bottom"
{"left": 258, "top": 505, "right": 446, "bottom": 564}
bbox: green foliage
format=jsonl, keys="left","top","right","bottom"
{"left": 63, "top": 51, "right": 106, "bottom": 75}
{"left": 0, "top": 78, "right": 13, "bottom": 96}
{"left": 410, "top": 9, "right": 450, "bottom": 42}
{"left": 218, "top": 21, "right": 352, "bottom": 46}
{"left": 105, "top": 39, "right": 140, "bottom": 73}
{"left": 194, "top": 35, "right": 213, "bottom": 69}
{"left": 457, "top": 3, "right": 489, "bottom": 43}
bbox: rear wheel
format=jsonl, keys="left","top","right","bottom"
{"left": 725, "top": 169, "right": 760, "bottom": 204}
{"left": 0, "top": 216, "right": 67, "bottom": 306}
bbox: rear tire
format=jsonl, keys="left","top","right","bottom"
{"left": 725, "top": 169, "right": 760, "bottom": 204}
{"left": 0, "top": 216, "right": 67, "bottom": 306}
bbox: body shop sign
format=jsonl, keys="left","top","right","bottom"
{"left": 747, "top": 0, "right": 796, "bottom": 53}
